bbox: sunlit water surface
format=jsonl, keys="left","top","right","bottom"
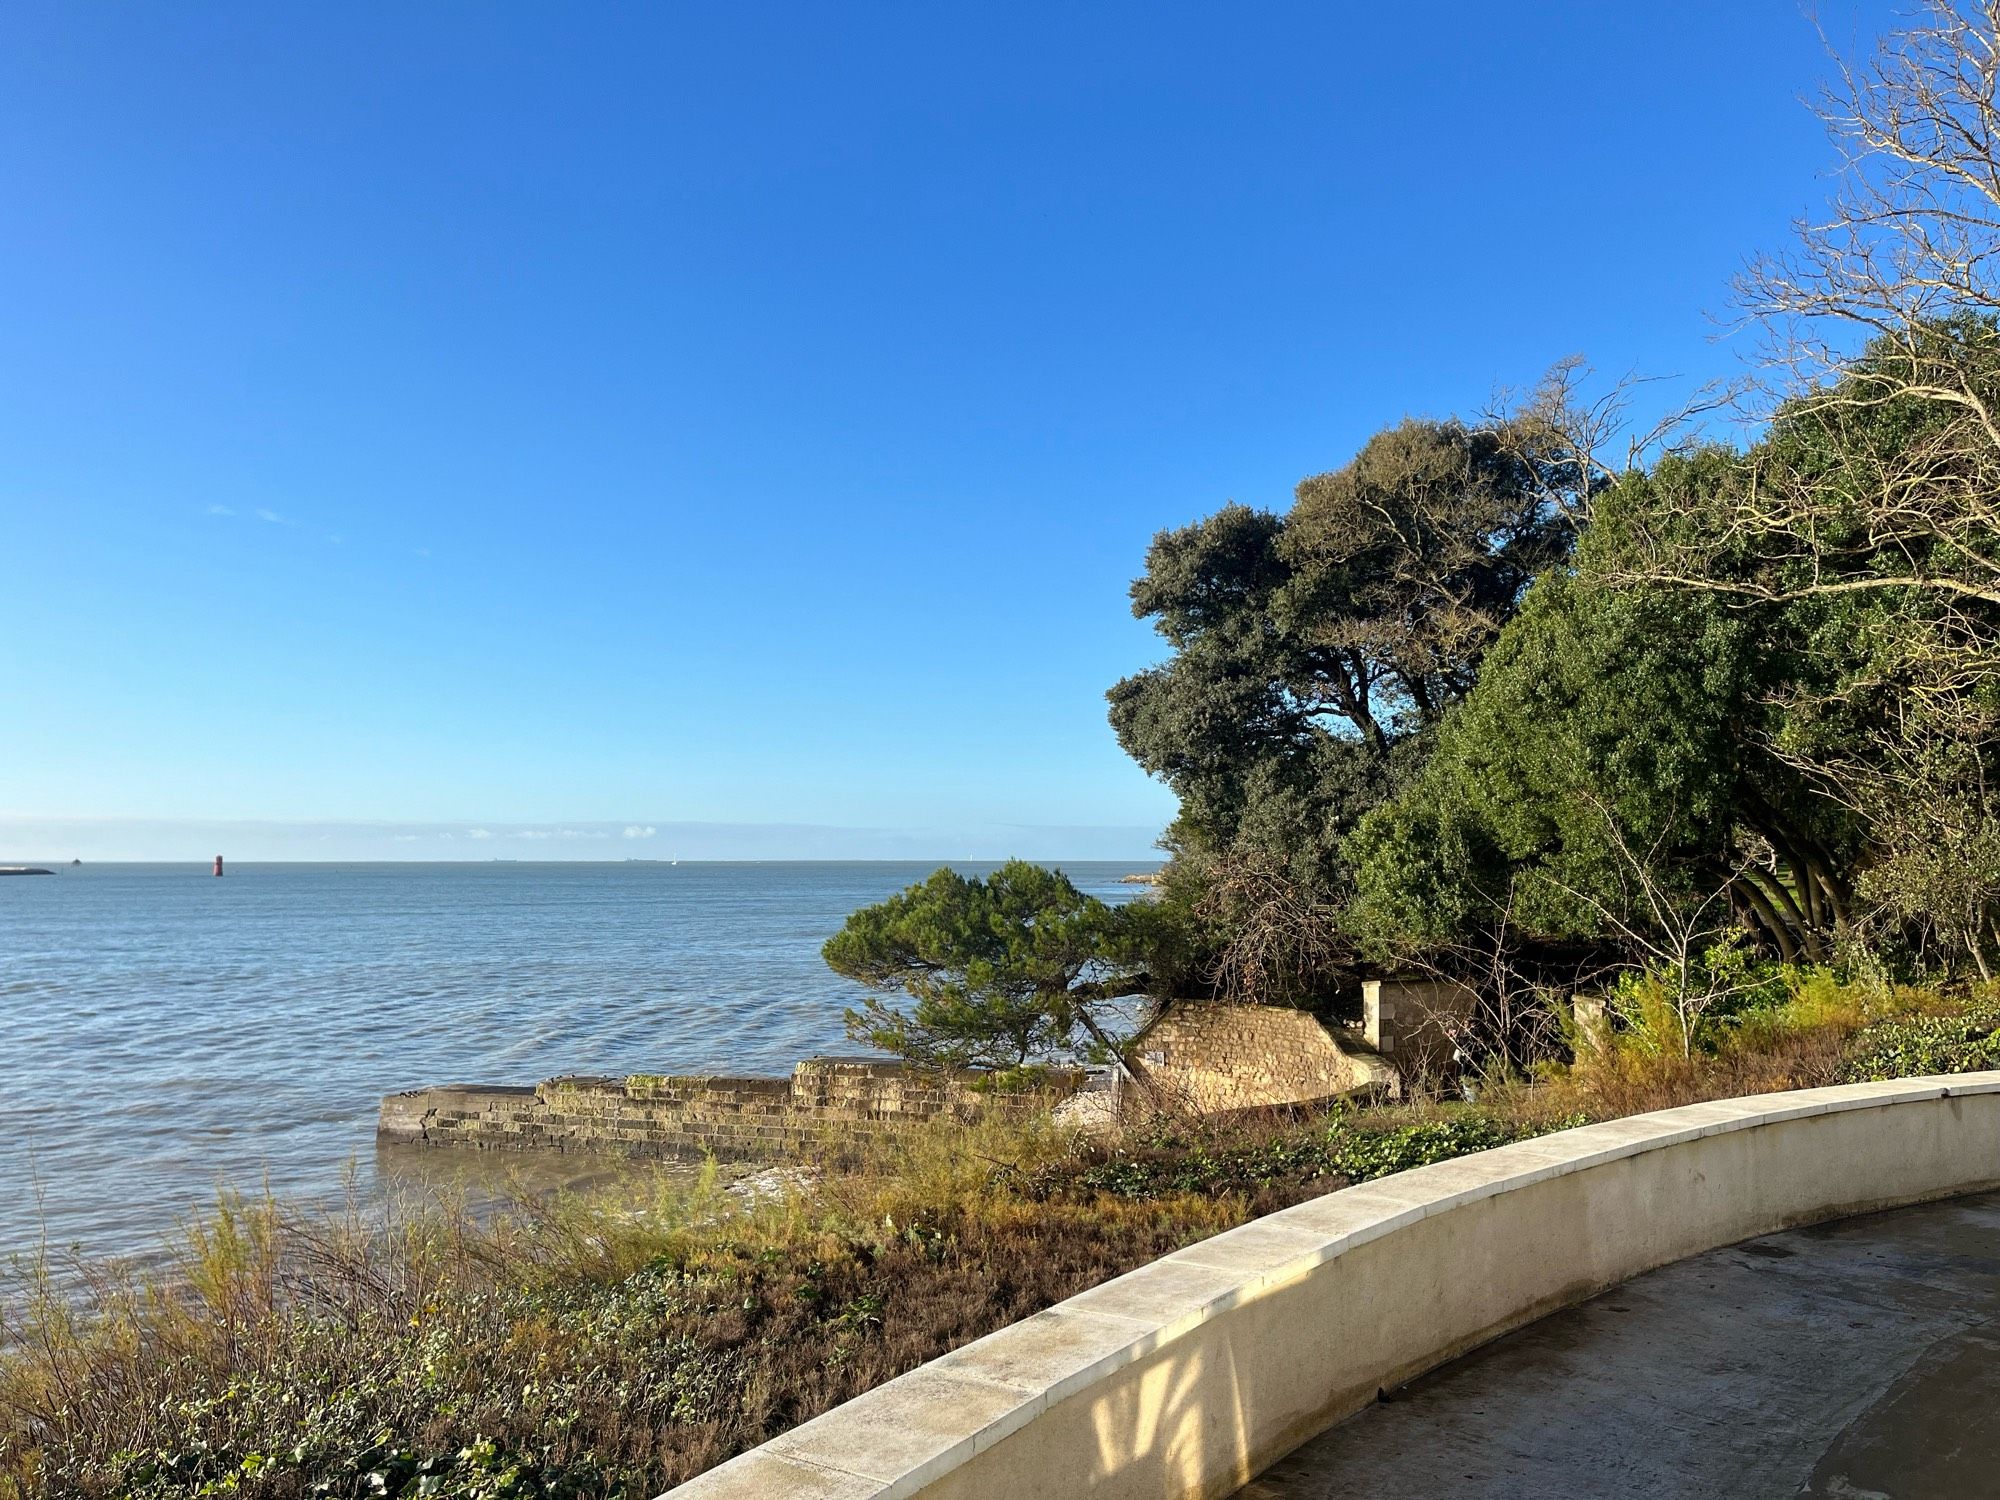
{"left": 0, "top": 861, "right": 1152, "bottom": 1265}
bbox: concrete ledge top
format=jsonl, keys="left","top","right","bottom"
{"left": 664, "top": 1072, "right": 2000, "bottom": 1498}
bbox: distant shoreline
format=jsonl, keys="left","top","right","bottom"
{"left": 0, "top": 857, "right": 1168, "bottom": 869}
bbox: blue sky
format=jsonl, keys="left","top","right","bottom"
{"left": 2, "top": 2, "right": 1884, "bottom": 860}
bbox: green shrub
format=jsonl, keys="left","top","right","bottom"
{"left": 1838, "top": 1000, "right": 2000, "bottom": 1082}
{"left": 1325, "top": 1116, "right": 1516, "bottom": 1181}
{"left": 1019, "top": 1130, "right": 1343, "bottom": 1201}
{"left": 1018, "top": 1108, "right": 1581, "bottom": 1204}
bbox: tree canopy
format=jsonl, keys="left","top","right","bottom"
{"left": 822, "top": 861, "right": 1151, "bottom": 1072}
{"left": 1105, "top": 0, "right": 2000, "bottom": 1012}
{"left": 1102, "top": 343, "right": 2000, "bottom": 1027}
{"left": 826, "top": 0, "right": 2000, "bottom": 1072}
{"left": 1105, "top": 418, "right": 1572, "bottom": 1002}
{"left": 1350, "top": 342, "right": 2000, "bottom": 991}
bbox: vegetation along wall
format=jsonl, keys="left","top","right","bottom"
{"left": 664, "top": 1074, "right": 2000, "bottom": 1500}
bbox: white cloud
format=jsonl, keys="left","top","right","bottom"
{"left": 255, "top": 508, "right": 289, "bottom": 525}
{"left": 205, "top": 503, "right": 235, "bottom": 517}
{"left": 466, "top": 828, "right": 493, "bottom": 840}
{"left": 623, "top": 825, "right": 657, "bottom": 839}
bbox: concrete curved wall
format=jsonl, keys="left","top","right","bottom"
{"left": 663, "top": 1075, "right": 2000, "bottom": 1500}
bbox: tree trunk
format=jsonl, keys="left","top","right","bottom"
{"left": 1733, "top": 876, "right": 1800, "bottom": 963}
{"left": 1794, "top": 856, "right": 1823, "bottom": 931}
{"left": 1753, "top": 866, "right": 1824, "bottom": 963}
{"left": 1793, "top": 835, "right": 1853, "bottom": 930}
{"left": 1077, "top": 1007, "right": 1159, "bottom": 1109}
{"left": 1969, "top": 909, "right": 1994, "bottom": 983}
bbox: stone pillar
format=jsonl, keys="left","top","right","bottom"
{"left": 1362, "top": 977, "right": 1478, "bottom": 1082}
{"left": 1570, "top": 992, "right": 1610, "bottom": 1056}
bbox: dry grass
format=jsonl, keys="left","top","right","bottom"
{"left": 0, "top": 1122, "right": 1249, "bottom": 1500}
{"left": 1482, "top": 968, "right": 1987, "bottom": 1123}
{"left": 4, "top": 972, "right": 1991, "bottom": 1499}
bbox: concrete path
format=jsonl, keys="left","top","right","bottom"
{"left": 1242, "top": 1190, "right": 2000, "bottom": 1500}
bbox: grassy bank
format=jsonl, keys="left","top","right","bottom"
{"left": 4, "top": 973, "right": 1996, "bottom": 1500}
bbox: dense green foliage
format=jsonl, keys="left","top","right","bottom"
{"left": 1838, "top": 1000, "right": 2000, "bottom": 1083}
{"left": 1103, "top": 419, "right": 1573, "bottom": 1002}
{"left": 1100, "top": 335, "right": 2000, "bottom": 1038}
{"left": 822, "top": 861, "right": 1152, "bottom": 1070}
{"left": 1346, "top": 346, "right": 2000, "bottom": 998}
{"left": 1347, "top": 550, "right": 1758, "bottom": 954}
{"left": 1006, "top": 1109, "right": 1560, "bottom": 1202}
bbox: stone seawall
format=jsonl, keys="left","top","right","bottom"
{"left": 378, "top": 1058, "right": 1079, "bottom": 1163}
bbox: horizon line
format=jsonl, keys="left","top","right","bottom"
{"left": 3, "top": 855, "right": 1166, "bottom": 866}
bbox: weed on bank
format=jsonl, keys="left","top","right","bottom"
{"left": 4, "top": 975, "right": 1996, "bottom": 1499}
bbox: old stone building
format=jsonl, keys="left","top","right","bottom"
{"left": 1121, "top": 1002, "right": 1397, "bottom": 1114}
{"left": 1360, "top": 974, "right": 1480, "bottom": 1082}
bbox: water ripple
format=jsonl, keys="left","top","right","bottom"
{"left": 0, "top": 860, "right": 1148, "bottom": 1263}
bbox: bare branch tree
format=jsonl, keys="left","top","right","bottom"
{"left": 1479, "top": 357, "right": 1747, "bottom": 543}
{"left": 1375, "top": 879, "right": 1611, "bottom": 1082}
{"left": 1613, "top": 2, "right": 2000, "bottom": 617}
{"left": 1540, "top": 792, "right": 1775, "bottom": 1061}
{"left": 1195, "top": 852, "right": 1351, "bottom": 1009}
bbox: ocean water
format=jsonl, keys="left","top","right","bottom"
{"left": 0, "top": 860, "right": 1154, "bottom": 1265}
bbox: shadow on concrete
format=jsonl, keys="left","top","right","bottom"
{"left": 1241, "top": 1190, "right": 2000, "bottom": 1500}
